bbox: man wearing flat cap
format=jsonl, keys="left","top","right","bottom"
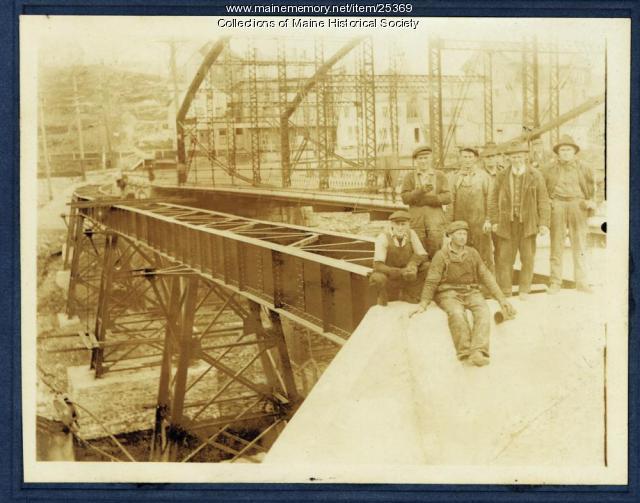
{"left": 489, "top": 142, "right": 550, "bottom": 299}
{"left": 411, "top": 220, "right": 516, "bottom": 367}
{"left": 369, "top": 210, "right": 430, "bottom": 306}
{"left": 451, "top": 146, "right": 494, "bottom": 271}
{"left": 400, "top": 145, "right": 451, "bottom": 258}
{"left": 542, "top": 135, "right": 595, "bottom": 293}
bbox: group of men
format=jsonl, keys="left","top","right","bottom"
{"left": 369, "top": 134, "right": 596, "bottom": 367}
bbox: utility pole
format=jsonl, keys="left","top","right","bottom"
{"left": 168, "top": 41, "right": 181, "bottom": 150}
{"left": 100, "top": 63, "right": 114, "bottom": 170}
{"left": 72, "top": 70, "right": 87, "bottom": 181}
{"left": 38, "top": 94, "right": 53, "bottom": 201}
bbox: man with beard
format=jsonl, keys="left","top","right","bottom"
{"left": 489, "top": 143, "right": 550, "bottom": 299}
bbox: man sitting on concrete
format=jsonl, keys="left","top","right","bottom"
{"left": 411, "top": 220, "right": 516, "bottom": 367}
{"left": 369, "top": 210, "right": 430, "bottom": 306}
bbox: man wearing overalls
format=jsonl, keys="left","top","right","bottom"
{"left": 451, "top": 147, "right": 494, "bottom": 271}
{"left": 411, "top": 221, "right": 516, "bottom": 367}
{"left": 369, "top": 211, "right": 430, "bottom": 306}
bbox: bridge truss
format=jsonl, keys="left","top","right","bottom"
{"left": 170, "top": 35, "right": 603, "bottom": 191}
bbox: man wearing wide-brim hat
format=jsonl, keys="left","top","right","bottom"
{"left": 489, "top": 142, "right": 550, "bottom": 299}
{"left": 410, "top": 220, "right": 516, "bottom": 367}
{"left": 400, "top": 145, "right": 452, "bottom": 258}
{"left": 451, "top": 146, "right": 494, "bottom": 271}
{"left": 542, "top": 134, "right": 595, "bottom": 294}
{"left": 369, "top": 210, "right": 430, "bottom": 306}
{"left": 481, "top": 142, "right": 507, "bottom": 177}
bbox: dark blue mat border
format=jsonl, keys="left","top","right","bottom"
{"left": 5, "top": 0, "right": 639, "bottom": 501}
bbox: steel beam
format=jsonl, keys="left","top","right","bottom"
{"left": 280, "top": 38, "right": 362, "bottom": 178}
{"left": 388, "top": 45, "right": 400, "bottom": 163}
{"left": 522, "top": 36, "right": 540, "bottom": 138}
{"left": 248, "top": 44, "right": 261, "bottom": 185}
{"left": 428, "top": 37, "right": 444, "bottom": 168}
{"left": 77, "top": 197, "right": 375, "bottom": 342}
{"left": 166, "top": 276, "right": 199, "bottom": 461}
{"left": 498, "top": 94, "right": 604, "bottom": 148}
{"left": 276, "top": 39, "right": 290, "bottom": 188}
{"left": 314, "top": 40, "right": 330, "bottom": 190}
{"left": 91, "top": 232, "right": 118, "bottom": 376}
{"left": 66, "top": 215, "right": 106, "bottom": 319}
{"left": 360, "top": 37, "right": 377, "bottom": 189}
{"left": 549, "top": 44, "right": 561, "bottom": 147}
{"left": 224, "top": 40, "right": 237, "bottom": 183}
{"left": 483, "top": 51, "right": 494, "bottom": 144}
{"left": 205, "top": 67, "right": 216, "bottom": 186}
{"left": 176, "top": 37, "right": 228, "bottom": 166}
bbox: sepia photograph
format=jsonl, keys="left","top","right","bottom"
{"left": 20, "top": 13, "right": 629, "bottom": 485}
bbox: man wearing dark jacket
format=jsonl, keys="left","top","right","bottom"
{"left": 369, "top": 211, "right": 430, "bottom": 306}
{"left": 401, "top": 145, "right": 452, "bottom": 258}
{"left": 411, "top": 221, "right": 516, "bottom": 367}
{"left": 542, "top": 135, "right": 595, "bottom": 293}
{"left": 489, "top": 143, "right": 550, "bottom": 299}
{"left": 482, "top": 142, "right": 507, "bottom": 268}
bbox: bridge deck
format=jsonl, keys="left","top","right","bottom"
{"left": 265, "top": 289, "right": 605, "bottom": 466}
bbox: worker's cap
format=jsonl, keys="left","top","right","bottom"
{"left": 459, "top": 146, "right": 479, "bottom": 157}
{"left": 447, "top": 220, "right": 469, "bottom": 235}
{"left": 389, "top": 210, "right": 411, "bottom": 222}
{"left": 553, "top": 134, "right": 580, "bottom": 154}
{"left": 482, "top": 141, "right": 499, "bottom": 157}
{"left": 505, "top": 142, "right": 530, "bottom": 155}
{"left": 412, "top": 145, "right": 433, "bottom": 159}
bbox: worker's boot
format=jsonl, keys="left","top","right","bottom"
{"left": 469, "top": 351, "right": 490, "bottom": 367}
{"left": 547, "top": 283, "right": 561, "bottom": 295}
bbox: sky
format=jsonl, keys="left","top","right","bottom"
{"left": 24, "top": 16, "right": 610, "bottom": 78}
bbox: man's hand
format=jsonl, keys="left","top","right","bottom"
{"left": 388, "top": 268, "right": 403, "bottom": 280}
{"left": 409, "top": 302, "right": 429, "bottom": 317}
{"left": 500, "top": 300, "right": 517, "bottom": 319}
{"left": 538, "top": 225, "right": 549, "bottom": 236}
{"left": 401, "top": 264, "right": 418, "bottom": 282}
{"left": 482, "top": 220, "right": 492, "bottom": 234}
